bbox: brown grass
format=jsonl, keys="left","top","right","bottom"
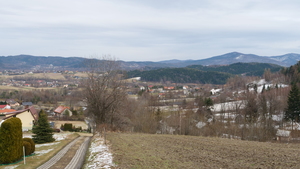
{"left": 107, "top": 132, "right": 300, "bottom": 169}
{"left": 1, "top": 73, "right": 66, "bottom": 81}
{"left": 0, "top": 85, "right": 56, "bottom": 91}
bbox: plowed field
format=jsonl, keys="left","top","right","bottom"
{"left": 107, "top": 133, "right": 300, "bottom": 169}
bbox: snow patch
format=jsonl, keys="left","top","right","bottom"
{"left": 35, "top": 142, "right": 60, "bottom": 148}
{"left": 85, "top": 136, "right": 114, "bottom": 169}
{"left": 235, "top": 55, "right": 243, "bottom": 59}
{"left": 196, "top": 121, "right": 206, "bottom": 129}
{"left": 53, "top": 132, "right": 72, "bottom": 141}
{"left": 3, "top": 165, "right": 19, "bottom": 169}
{"left": 213, "top": 100, "right": 244, "bottom": 112}
{"left": 35, "top": 149, "right": 54, "bottom": 156}
{"left": 272, "top": 114, "right": 284, "bottom": 122}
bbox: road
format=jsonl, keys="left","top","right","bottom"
{"left": 37, "top": 136, "right": 91, "bottom": 169}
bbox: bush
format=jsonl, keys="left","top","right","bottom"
{"left": 0, "top": 117, "right": 23, "bottom": 164}
{"left": 22, "top": 138, "right": 35, "bottom": 154}
{"left": 23, "top": 141, "right": 32, "bottom": 156}
{"left": 63, "top": 123, "right": 73, "bottom": 131}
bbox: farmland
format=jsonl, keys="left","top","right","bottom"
{"left": 107, "top": 132, "right": 300, "bottom": 169}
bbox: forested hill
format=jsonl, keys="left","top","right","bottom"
{"left": 126, "top": 62, "right": 283, "bottom": 84}
{"left": 126, "top": 68, "right": 232, "bottom": 84}
{"left": 187, "top": 62, "right": 283, "bottom": 76}
{"left": 281, "top": 61, "right": 300, "bottom": 84}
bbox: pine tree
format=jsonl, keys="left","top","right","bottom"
{"left": 32, "top": 110, "right": 55, "bottom": 144}
{"left": 285, "top": 84, "right": 300, "bottom": 125}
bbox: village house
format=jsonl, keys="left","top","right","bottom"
{"left": 164, "top": 86, "right": 175, "bottom": 90}
{"left": 276, "top": 129, "right": 291, "bottom": 142}
{"left": 54, "top": 106, "right": 72, "bottom": 117}
{"left": 0, "top": 106, "right": 38, "bottom": 131}
{"left": 6, "top": 99, "right": 20, "bottom": 107}
{"left": 0, "top": 104, "right": 11, "bottom": 110}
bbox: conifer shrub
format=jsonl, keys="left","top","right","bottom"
{"left": 0, "top": 117, "right": 23, "bottom": 164}
{"left": 32, "top": 110, "right": 55, "bottom": 144}
{"left": 22, "top": 138, "right": 35, "bottom": 154}
{"left": 23, "top": 141, "right": 31, "bottom": 156}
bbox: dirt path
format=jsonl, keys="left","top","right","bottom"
{"left": 37, "top": 136, "right": 91, "bottom": 169}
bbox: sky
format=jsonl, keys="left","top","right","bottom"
{"left": 1, "top": 0, "right": 300, "bottom": 61}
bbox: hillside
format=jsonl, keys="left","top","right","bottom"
{"left": 107, "top": 132, "right": 300, "bottom": 169}
{"left": 187, "top": 62, "right": 283, "bottom": 76}
{"left": 126, "top": 62, "right": 283, "bottom": 84}
{"left": 126, "top": 68, "right": 232, "bottom": 84}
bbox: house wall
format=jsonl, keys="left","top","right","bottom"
{"left": 63, "top": 109, "right": 72, "bottom": 116}
{"left": 16, "top": 110, "right": 35, "bottom": 130}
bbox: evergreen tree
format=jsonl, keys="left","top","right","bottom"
{"left": 32, "top": 110, "right": 55, "bottom": 144}
{"left": 261, "top": 84, "right": 266, "bottom": 93}
{"left": 285, "top": 84, "right": 300, "bottom": 124}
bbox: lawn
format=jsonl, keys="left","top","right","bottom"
{"left": 106, "top": 132, "right": 300, "bottom": 169}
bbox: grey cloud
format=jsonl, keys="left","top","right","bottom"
{"left": 0, "top": 0, "right": 300, "bottom": 61}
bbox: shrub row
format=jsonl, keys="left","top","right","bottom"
{"left": 60, "top": 123, "right": 82, "bottom": 132}
{"left": 0, "top": 118, "right": 23, "bottom": 164}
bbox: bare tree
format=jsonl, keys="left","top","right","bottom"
{"left": 83, "top": 57, "right": 127, "bottom": 133}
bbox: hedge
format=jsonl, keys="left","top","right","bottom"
{"left": 0, "top": 117, "right": 23, "bottom": 164}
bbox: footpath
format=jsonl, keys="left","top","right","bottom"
{"left": 37, "top": 136, "right": 91, "bottom": 169}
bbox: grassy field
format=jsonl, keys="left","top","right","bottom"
{"left": 1, "top": 73, "right": 66, "bottom": 81}
{"left": 107, "top": 133, "right": 300, "bottom": 169}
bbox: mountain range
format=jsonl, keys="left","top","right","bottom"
{"left": 0, "top": 52, "right": 299, "bottom": 70}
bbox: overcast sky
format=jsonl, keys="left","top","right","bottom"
{"left": 1, "top": 0, "right": 300, "bottom": 61}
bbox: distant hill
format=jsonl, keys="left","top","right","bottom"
{"left": 117, "top": 52, "right": 300, "bottom": 69}
{"left": 0, "top": 52, "right": 299, "bottom": 70}
{"left": 0, "top": 55, "right": 86, "bottom": 70}
{"left": 187, "top": 62, "right": 283, "bottom": 76}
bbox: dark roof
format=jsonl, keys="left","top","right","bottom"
{"left": 6, "top": 99, "right": 17, "bottom": 104}
{"left": 22, "top": 102, "right": 33, "bottom": 106}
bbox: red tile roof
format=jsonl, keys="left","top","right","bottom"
{"left": 54, "top": 106, "right": 70, "bottom": 114}
{"left": 0, "top": 109, "right": 16, "bottom": 114}
{"left": 0, "top": 105, "right": 9, "bottom": 109}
